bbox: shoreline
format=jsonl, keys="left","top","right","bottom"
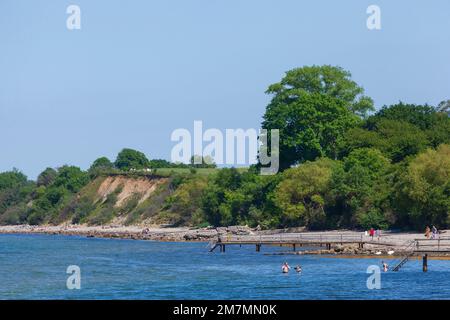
{"left": 2, "top": 224, "right": 449, "bottom": 258}
{"left": 0, "top": 224, "right": 219, "bottom": 242}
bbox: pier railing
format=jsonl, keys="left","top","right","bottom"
{"left": 219, "top": 232, "right": 387, "bottom": 245}
{"left": 414, "top": 237, "right": 450, "bottom": 251}
{"left": 218, "top": 233, "right": 450, "bottom": 248}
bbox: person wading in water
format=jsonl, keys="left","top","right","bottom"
{"left": 282, "top": 262, "right": 290, "bottom": 273}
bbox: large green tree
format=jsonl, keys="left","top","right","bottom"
{"left": 330, "top": 148, "right": 392, "bottom": 229}
{"left": 89, "top": 157, "right": 114, "bottom": 177}
{"left": 262, "top": 65, "right": 373, "bottom": 170}
{"left": 394, "top": 144, "right": 450, "bottom": 229}
{"left": 114, "top": 148, "right": 150, "bottom": 171}
{"left": 365, "top": 102, "right": 450, "bottom": 148}
{"left": 340, "top": 102, "right": 449, "bottom": 161}
{"left": 0, "top": 169, "right": 27, "bottom": 191}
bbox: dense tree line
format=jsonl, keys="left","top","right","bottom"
{"left": 0, "top": 65, "right": 448, "bottom": 230}
{"left": 191, "top": 66, "right": 450, "bottom": 230}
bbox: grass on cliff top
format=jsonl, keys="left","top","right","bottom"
{"left": 154, "top": 167, "right": 248, "bottom": 176}
{"left": 105, "top": 167, "right": 249, "bottom": 178}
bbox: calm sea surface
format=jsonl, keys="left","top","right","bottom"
{"left": 0, "top": 234, "right": 449, "bottom": 299}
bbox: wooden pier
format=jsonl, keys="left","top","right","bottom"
{"left": 209, "top": 233, "right": 450, "bottom": 272}
{"left": 209, "top": 233, "right": 396, "bottom": 253}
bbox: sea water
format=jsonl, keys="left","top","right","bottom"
{"left": 0, "top": 234, "right": 449, "bottom": 299}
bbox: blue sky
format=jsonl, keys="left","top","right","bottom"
{"left": 1, "top": 0, "right": 449, "bottom": 179}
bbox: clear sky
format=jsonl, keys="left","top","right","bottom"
{"left": 1, "top": 0, "right": 449, "bottom": 179}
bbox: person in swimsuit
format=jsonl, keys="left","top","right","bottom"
{"left": 382, "top": 261, "right": 388, "bottom": 272}
{"left": 282, "top": 262, "right": 290, "bottom": 273}
{"left": 294, "top": 265, "right": 302, "bottom": 273}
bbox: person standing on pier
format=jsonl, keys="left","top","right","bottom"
{"left": 425, "top": 226, "right": 431, "bottom": 239}
{"left": 432, "top": 225, "right": 438, "bottom": 239}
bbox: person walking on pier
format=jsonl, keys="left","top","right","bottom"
{"left": 369, "top": 228, "right": 375, "bottom": 240}
{"left": 425, "top": 226, "right": 431, "bottom": 239}
{"left": 432, "top": 225, "right": 438, "bottom": 240}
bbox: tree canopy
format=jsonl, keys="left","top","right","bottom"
{"left": 114, "top": 148, "right": 150, "bottom": 171}
{"left": 262, "top": 65, "right": 372, "bottom": 169}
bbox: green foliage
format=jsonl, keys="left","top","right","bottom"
{"left": 190, "top": 155, "right": 217, "bottom": 168}
{"left": 25, "top": 166, "right": 89, "bottom": 225}
{"left": 0, "top": 170, "right": 34, "bottom": 224}
{"left": 37, "top": 168, "right": 57, "bottom": 187}
{"left": 357, "top": 209, "right": 389, "bottom": 230}
{"left": 121, "top": 193, "right": 142, "bottom": 214}
{"left": 341, "top": 102, "right": 449, "bottom": 162}
{"left": 265, "top": 65, "right": 374, "bottom": 117}
{"left": 330, "top": 148, "right": 391, "bottom": 228}
{"left": 70, "top": 197, "right": 96, "bottom": 224}
{"left": 53, "top": 166, "right": 90, "bottom": 193}
{"left": 163, "top": 176, "right": 209, "bottom": 225}
{"left": 0, "top": 169, "right": 27, "bottom": 191}
{"left": 149, "top": 159, "right": 175, "bottom": 168}
{"left": 0, "top": 204, "right": 28, "bottom": 225}
{"left": 394, "top": 144, "right": 450, "bottom": 229}
{"left": 273, "top": 158, "right": 338, "bottom": 229}
{"left": 373, "top": 119, "right": 429, "bottom": 162}
{"left": 89, "top": 157, "right": 114, "bottom": 177}
{"left": 366, "top": 102, "right": 437, "bottom": 130}
{"left": 91, "top": 157, "right": 114, "bottom": 170}
{"left": 114, "top": 148, "right": 150, "bottom": 171}
{"left": 86, "top": 207, "right": 116, "bottom": 225}
{"left": 262, "top": 65, "right": 368, "bottom": 169}
{"left": 202, "top": 169, "right": 280, "bottom": 228}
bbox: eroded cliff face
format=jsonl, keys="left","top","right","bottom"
{"left": 57, "top": 175, "right": 173, "bottom": 226}
{"left": 96, "top": 176, "right": 168, "bottom": 208}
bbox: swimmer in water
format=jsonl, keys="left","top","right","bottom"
{"left": 382, "top": 261, "right": 388, "bottom": 272}
{"left": 294, "top": 265, "right": 302, "bottom": 273}
{"left": 282, "top": 262, "right": 290, "bottom": 273}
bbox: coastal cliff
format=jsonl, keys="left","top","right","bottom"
{"left": 0, "top": 171, "right": 206, "bottom": 228}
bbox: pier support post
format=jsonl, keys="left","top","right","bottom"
{"left": 256, "top": 244, "right": 261, "bottom": 252}
{"left": 220, "top": 244, "right": 226, "bottom": 253}
{"left": 293, "top": 244, "right": 296, "bottom": 252}
{"left": 423, "top": 254, "right": 428, "bottom": 272}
